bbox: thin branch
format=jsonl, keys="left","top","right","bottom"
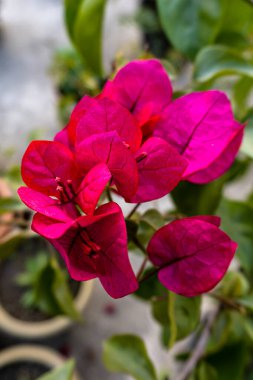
{"left": 132, "top": 237, "right": 146, "bottom": 255}
{"left": 175, "top": 307, "right": 220, "bottom": 380}
{"left": 139, "top": 266, "right": 159, "bottom": 283}
{"left": 208, "top": 293, "right": 246, "bottom": 314}
{"left": 127, "top": 203, "right": 141, "bottom": 219}
{"left": 136, "top": 256, "right": 149, "bottom": 281}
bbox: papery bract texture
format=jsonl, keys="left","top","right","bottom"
{"left": 101, "top": 59, "right": 172, "bottom": 132}
{"left": 32, "top": 202, "right": 138, "bottom": 298}
{"left": 21, "top": 140, "right": 79, "bottom": 196}
{"left": 76, "top": 131, "right": 139, "bottom": 200}
{"left": 154, "top": 91, "right": 244, "bottom": 183}
{"left": 130, "top": 137, "right": 188, "bottom": 202}
{"left": 147, "top": 216, "right": 237, "bottom": 296}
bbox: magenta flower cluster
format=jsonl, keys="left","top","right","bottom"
{"left": 18, "top": 59, "right": 242, "bottom": 298}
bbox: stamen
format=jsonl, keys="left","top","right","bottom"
{"left": 56, "top": 185, "right": 65, "bottom": 202}
{"left": 66, "top": 179, "right": 76, "bottom": 196}
{"left": 123, "top": 141, "right": 130, "bottom": 149}
{"left": 136, "top": 152, "right": 147, "bottom": 163}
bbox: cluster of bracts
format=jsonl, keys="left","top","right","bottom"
{"left": 18, "top": 60, "right": 242, "bottom": 298}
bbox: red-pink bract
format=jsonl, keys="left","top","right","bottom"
{"left": 32, "top": 202, "right": 138, "bottom": 299}
{"left": 147, "top": 216, "right": 237, "bottom": 296}
{"left": 154, "top": 91, "right": 244, "bottom": 183}
{"left": 101, "top": 59, "right": 172, "bottom": 134}
{"left": 130, "top": 137, "right": 188, "bottom": 202}
{"left": 76, "top": 131, "right": 139, "bottom": 200}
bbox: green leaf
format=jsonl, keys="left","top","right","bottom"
{"left": 103, "top": 334, "right": 157, "bottom": 380}
{"left": 233, "top": 77, "right": 253, "bottom": 119}
{"left": 241, "top": 114, "right": 253, "bottom": 158}
{"left": 206, "top": 342, "right": 247, "bottom": 380}
{"left": 218, "top": 271, "right": 249, "bottom": 298}
{"left": 190, "top": 361, "right": 218, "bottom": 380}
{"left": 217, "top": 198, "right": 253, "bottom": 273}
{"left": 156, "top": 0, "right": 225, "bottom": 59}
{"left": 51, "top": 258, "right": 81, "bottom": 321}
{"left": 64, "top": 0, "right": 83, "bottom": 39}
{"left": 135, "top": 268, "right": 165, "bottom": 301}
{"left": 0, "top": 231, "right": 29, "bottom": 260}
{"left": 0, "top": 197, "right": 22, "bottom": 214}
{"left": 171, "top": 179, "right": 224, "bottom": 216}
{"left": 72, "top": 0, "right": 107, "bottom": 76}
{"left": 152, "top": 293, "right": 201, "bottom": 346}
{"left": 194, "top": 45, "right": 253, "bottom": 82}
{"left": 37, "top": 359, "right": 75, "bottom": 380}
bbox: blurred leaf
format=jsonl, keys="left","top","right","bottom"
{"left": 171, "top": 179, "right": 224, "bottom": 216}
{"left": 37, "top": 359, "right": 75, "bottom": 380}
{"left": 64, "top": 0, "right": 83, "bottom": 39}
{"left": 103, "top": 334, "right": 157, "bottom": 380}
{"left": 218, "top": 271, "right": 249, "bottom": 298}
{"left": 17, "top": 253, "right": 81, "bottom": 320}
{"left": 152, "top": 293, "right": 201, "bottom": 346}
{"left": 0, "top": 231, "right": 29, "bottom": 260}
{"left": 0, "top": 197, "right": 22, "bottom": 214}
{"left": 207, "top": 311, "right": 232, "bottom": 354}
{"left": 141, "top": 209, "right": 164, "bottom": 230}
{"left": 190, "top": 361, "right": 218, "bottom": 380}
{"left": 72, "top": 0, "right": 107, "bottom": 75}
{"left": 207, "top": 342, "right": 247, "bottom": 380}
{"left": 217, "top": 198, "right": 253, "bottom": 273}
{"left": 156, "top": 0, "right": 224, "bottom": 59}
{"left": 237, "top": 294, "right": 253, "bottom": 312}
{"left": 217, "top": 0, "right": 253, "bottom": 38}
{"left": 135, "top": 268, "right": 165, "bottom": 301}
{"left": 51, "top": 258, "right": 81, "bottom": 320}
{"left": 233, "top": 77, "right": 253, "bottom": 119}
{"left": 241, "top": 114, "right": 253, "bottom": 158}
{"left": 194, "top": 45, "right": 253, "bottom": 82}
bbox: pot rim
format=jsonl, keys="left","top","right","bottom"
{"left": 0, "top": 344, "right": 79, "bottom": 380}
{"left": 0, "top": 280, "right": 93, "bottom": 339}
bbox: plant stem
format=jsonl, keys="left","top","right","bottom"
{"left": 139, "top": 266, "right": 159, "bottom": 283}
{"left": 127, "top": 203, "right": 141, "bottom": 219}
{"left": 175, "top": 306, "right": 220, "bottom": 380}
{"left": 208, "top": 293, "right": 246, "bottom": 314}
{"left": 132, "top": 237, "right": 146, "bottom": 255}
{"left": 106, "top": 187, "right": 113, "bottom": 202}
{"left": 137, "top": 256, "right": 149, "bottom": 281}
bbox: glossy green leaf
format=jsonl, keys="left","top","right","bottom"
{"left": 73, "top": 0, "right": 107, "bottom": 75}
{"left": 37, "top": 359, "right": 75, "bottom": 380}
{"left": 217, "top": 198, "right": 253, "bottom": 273}
{"left": 194, "top": 45, "right": 253, "bottom": 82}
{"left": 103, "top": 334, "right": 157, "bottom": 380}
{"left": 156, "top": 0, "right": 224, "bottom": 59}
{"left": 241, "top": 115, "right": 253, "bottom": 158}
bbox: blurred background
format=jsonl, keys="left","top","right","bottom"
{"left": 0, "top": 0, "right": 253, "bottom": 379}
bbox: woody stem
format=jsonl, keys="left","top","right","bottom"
{"left": 137, "top": 256, "right": 149, "bottom": 281}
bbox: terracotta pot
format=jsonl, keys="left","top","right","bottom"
{"left": 0, "top": 344, "right": 79, "bottom": 380}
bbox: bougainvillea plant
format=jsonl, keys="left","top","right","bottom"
{"left": 18, "top": 59, "right": 242, "bottom": 300}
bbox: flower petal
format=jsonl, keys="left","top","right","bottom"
{"left": 184, "top": 124, "right": 244, "bottom": 183}
{"left": 18, "top": 187, "right": 78, "bottom": 221}
{"left": 32, "top": 213, "right": 74, "bottom": 239}
{"left": 76, "top": 131, "right": 139, "bottom": 200}
{"left": 154, "top": 91, "right": 244, "bottom": 180}
{"left": 147, "top": 217, "right": 237, "bottom": 296}
{"left": 75, "top": 97, "right": 142, "bottom": 152}
{"left": 75, "top": 164, "right": 111, "bottom": 215}
{"left": 102, "top": 59, "right": 172, "bottom": 127}
{"left": 21, "top": 140, "right": 78, "bottom": 196}
{"left": 130, "top": 137, "right": 188, "bottom": 203}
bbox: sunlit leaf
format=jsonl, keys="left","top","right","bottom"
{"left": 37, "top": 359, "right": 75, "bottom": 380}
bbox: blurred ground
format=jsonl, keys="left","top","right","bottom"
{"left": 0, "top": 1, "right": 171, "bottom": 379}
